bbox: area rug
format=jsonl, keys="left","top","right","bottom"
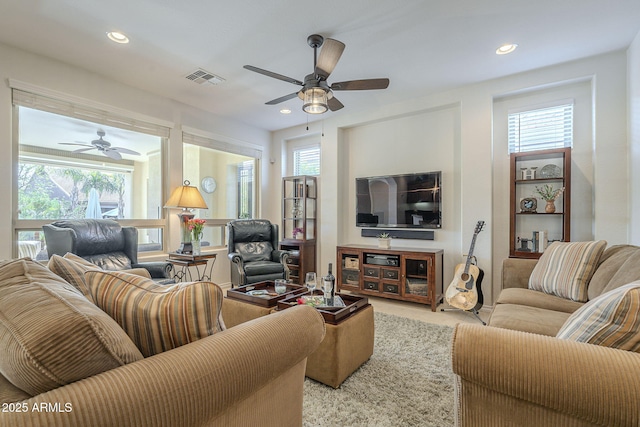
{"left": 303, "top": 312, "right": 455, "bottom": 427}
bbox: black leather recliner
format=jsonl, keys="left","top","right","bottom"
{"left": 227, "top": 219, "right": 290, "bottom": 288}
{"left": 43, "top": 219, "right": 173, "bottom": 282}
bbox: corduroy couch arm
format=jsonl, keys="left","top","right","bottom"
{"left": 501, "top": 258, "right": 538, "bottom": 289}
{"left": 451, "top": 323, "right": 640, "bottom": 427}
{"left": 4, "top": 305, "right": 325, "bottom": 427}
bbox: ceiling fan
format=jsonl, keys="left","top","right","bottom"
{"left": 60, "top": 130, "right": 140, "bottom": 160}
{"left": 244, "top": 34, "right": 389, "bottom": 114}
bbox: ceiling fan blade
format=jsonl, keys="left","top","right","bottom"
{"left": 112, "top": 147, "right": 141, "bottom": 156}
{"left": 243, "top": 65, "right": 303, "bottom": 86}
{"left": 327, "top": 96, "right": 344, "bottom": 112}
{"left": 72, "top": 147, "right": 96, "bottom": 153}
{"left": 331, "top": 78, "right": 390, "bottom": 91}
{"left": 265, "top": 92, "right": 300, "bottom": 105}
{"left": 60, "top": 142, "right": 92, "bottom": 147}
{"left": 315, "top": 38, "right": 345, "bottom": 80}
{"left": 103, "top": 149, "right": 122, "bottom": 160}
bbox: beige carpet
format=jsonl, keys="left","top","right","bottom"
{"left": 303, "top": 311, "right": 455, "bottom": 427}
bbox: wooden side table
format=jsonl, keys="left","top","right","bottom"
{"left": 167, "top": 252, "right": 216, "bottom": 282}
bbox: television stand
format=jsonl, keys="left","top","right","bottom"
{"left": 336, "top": 245, "right": 443, "bottom": 311}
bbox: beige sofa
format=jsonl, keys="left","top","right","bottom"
{"left": 0, "top": 258, "right": 326, "bottom": 427}
{"left": 452, "top": 244, "right": 640, "bottom": 427}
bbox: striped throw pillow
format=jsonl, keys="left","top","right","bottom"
{"left": 528, "top": 241, "right": 607, "bottom": 302}
{"left": 557, "top": 281, "right": 640, "bottom": 352}
{"left": 84, "top": 270, "right": 226, "bottom": 357}
{"left": 47, "top": 253, "right": 101, "bottom": 300}
{"left": 48, "top": 253, "right": 152, "bottom": 302}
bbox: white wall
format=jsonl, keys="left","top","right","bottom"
{"left": 270, "top": 50, "right": 629, "bottom": 307}
{"left": 629, "top": 31, "right": 640, "bottom": 244}
{"left": 0, "top": 42, "right": 271, "bottom": 286}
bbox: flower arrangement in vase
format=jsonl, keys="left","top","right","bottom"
{"left": 187, "top": 218, "right": 206, "bottom": 254}
{"left": 293, "top": 227, "right": 304, "bottom": 240}
{"left": 534, "top": 185, "right": 565, "bottom": 213}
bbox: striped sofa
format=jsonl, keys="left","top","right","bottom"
{"left": 0, "top": 258, "right": 325, "bottom": 427}
{"left": 452, "top": 244, "right": 640, "bottom": 427}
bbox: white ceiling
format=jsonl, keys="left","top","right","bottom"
{"left": 1, "top": 0, "right": 640, "bottom": 132}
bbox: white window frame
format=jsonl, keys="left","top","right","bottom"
{"left": 182, "top": 130, "right": 263, "bottom": 247}
{"left": 11, "top": 86, "right": 171, "bottom": 257}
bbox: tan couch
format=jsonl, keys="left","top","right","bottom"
{"left": 452, "top": 244, "right": 640, "bottom": 427}
{"left": 0, "top": 258, "right": 326, "bottom": 427}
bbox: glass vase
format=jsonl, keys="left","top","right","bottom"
{"left": 192, "top": 239, "right": 201, "bottom": 256}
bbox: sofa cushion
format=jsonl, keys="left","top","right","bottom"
{"left": 528, "top": 240, "right": 607, "bottom": 302}
{"left": 495, "top": 288, "right": 584, "bottom": 314}
{"left": 85, "top": 270, "right": 226, "bottom": 357}
{"left": 244, "top": 260, "right": 286, "bottom": 276}
{"left": 488, "top": 303, "right": 572, "bottom": 336}
{"left": 557, "top": 281, "right": 640, "bottom": 352}
{"left": 0, "top": 258, "right": 143, "bottom": 396}
{"left": 588, "top": 245, "right": 640, "bottom": 300}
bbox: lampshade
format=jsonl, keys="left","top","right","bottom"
{"left": 164, "top": 180, "right": 208, "bottom": 209}
{"left": 302, "top": 88, "right": 328, "bottom": 114}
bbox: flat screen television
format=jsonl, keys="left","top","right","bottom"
{"left": 356, "top": 171, "right": 442, "bottom": 229}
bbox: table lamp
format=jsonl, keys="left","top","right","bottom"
{"left": 164, "top": 180, "right": 208, "bottom": 254}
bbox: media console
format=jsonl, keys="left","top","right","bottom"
{"left": 336, "top": 244, "right": 443, "bottom": 311}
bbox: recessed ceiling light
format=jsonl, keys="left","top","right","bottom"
{"left": 107, "top": 31, "right": 129, "bottom": 44}
{"left": 280, "top": 107, "right": 292, "bottom": 114}
{"left": 496, "top": 43, "right": 518, "bottom": 55}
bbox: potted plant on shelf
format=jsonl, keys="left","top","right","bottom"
{"left": 293, "top": 227, "right": 304, "bottom": 240}
{"left": 377, "top": 232, "right": 391, "bottom": 249}
{"left": 534, "top": 184, "right": 565, "bottom": 213}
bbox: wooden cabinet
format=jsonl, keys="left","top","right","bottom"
{"left": 336, "top": 245, "right": 443, "bottom": 311}
{"left": 509, "top": 147, "right": 571, "bottom": 258}
{"left": 280, "top": 176, "right": 316, "bottom": 284}
{"left": 280, "top": 239, "right": 316, "bottom": 285}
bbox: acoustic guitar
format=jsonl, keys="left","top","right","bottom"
{"left": 445, "top": 221, "right": 485, "bottom": 311}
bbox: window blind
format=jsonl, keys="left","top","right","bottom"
{"left": 293, "top": 146, "right": 320, "bottom": 175}
{"left": 508, "top": 104, "right": 573, "bottom": 153}
{"left": 182, "top": 132, "right": 262, "bottom": 159}
{"left": 12, "top": 89, "right": 170, "bottom": 138}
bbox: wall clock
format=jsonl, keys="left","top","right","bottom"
{"left": 520, "top": 197, "right": 537, "bottom": 213}
{"left": 201, "top": 176, "right": 217, "bottom": 194}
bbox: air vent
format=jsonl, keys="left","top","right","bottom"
{"left": 184, "top": 68, "right": 226, "bottom": 85}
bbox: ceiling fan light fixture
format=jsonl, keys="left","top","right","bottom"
{"left": 302, "top": 88, "right": 328, "bottom": 114}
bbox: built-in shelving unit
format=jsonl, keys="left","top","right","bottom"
{"left": 509, "top": 147, "right": 571, "bottom": 258}
{"left": 280, "top": 175, "right": 317, "bottom": 284}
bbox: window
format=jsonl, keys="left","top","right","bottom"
{"left": 293, "top": 146, "right": 320, "bottom": 176}
{"left": 508, "top": 103, "right": 573, "bottom": 153}
{"left": 182, "top": 132, "right": 261, "bottom": 247}
{"left": 13, "top": 89, "right": 168, "bottom": 257}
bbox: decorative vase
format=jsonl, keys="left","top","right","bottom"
{"left": 545, "top": 200, "right": 556, "bottom": 213}
{"left": 192, "top": 239, "right": 201, "bottom": 256}
{"left": 378, "top": 238, "right": 391, "bottom": 249}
